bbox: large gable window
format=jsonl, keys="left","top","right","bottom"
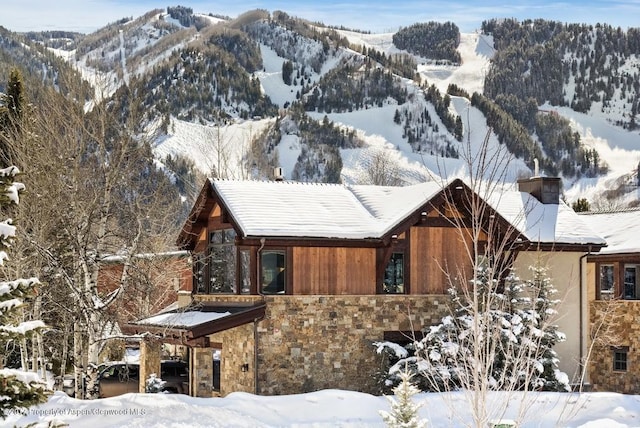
{"left": 194, "top": 229, "right": 237, "bottom": 294}
{"left": 208, "top": 229, "right": 237, "bottom": 293}
{"left": 261, "top": 250, "right": 286, "bottom": 294}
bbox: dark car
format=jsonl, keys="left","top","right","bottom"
{"left": 98, "top": 360, "right": 188, "bottom": 398}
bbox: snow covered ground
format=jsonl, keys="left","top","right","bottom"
{"left": 6, "top": 389, "right": 640, "bottom": 427}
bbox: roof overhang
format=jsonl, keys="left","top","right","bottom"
{"left": 121, "top": 301, "right": 266, "bottom": 347}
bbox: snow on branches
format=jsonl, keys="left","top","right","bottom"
{"left": 376, "top": 264, "right": 570, "bottom": 394}
{"left": 0, "top": 165, "right": 48, "bottom": 419}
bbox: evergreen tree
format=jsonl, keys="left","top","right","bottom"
{"left": 0, "top": 68, "right": 26, "bottom": 167}
{"left": 571, "top": 198, "right": 590, "bottom": 212}
{"left": 379, "top": 369, "right": 427, "bottom": 428}
{"left": 0, "top": 166, "right": 48, "bottom": 420}
{"left": 376, "top": 263, "right": 569, "bottom": 393}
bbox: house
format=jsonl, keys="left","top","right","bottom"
{"left": 123, "top": 176, "right": 605, "bottom": 397}
{"left": 97, "top": 251, "right": 192, "bottom": 361}
{"left": 578, "top": 208, "right": 640, "bottom": 393}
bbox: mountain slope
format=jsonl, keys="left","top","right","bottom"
{"left": 5, "top": 8, "right": 640, "bottom": 209}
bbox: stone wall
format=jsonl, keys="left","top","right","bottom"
{"left": 589, "top": 300, "right": 640, "bottom": 393}
{"left": 209, "top": 323, "right": 256, "bottom": 396}
{"left": 256, "top": 295, "right": 449, "bottom": 395}
{"left": 191, "top": 347, "right": 214, "bottom": 397}
{"left": 139, "top": 338, "right": 161, "bottom": 393}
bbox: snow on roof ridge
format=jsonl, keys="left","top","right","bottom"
{"left": 577, "top": 207, "right": 640, "bottom": 215}
{"left": 210, "top": 177, "right": 346, "bottom": 187}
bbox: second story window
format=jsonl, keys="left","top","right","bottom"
{"left": 599, "top": 264, "right": 615, "bottom": 300}
{"left": 193, "top": 229, "right": 237, "bottom": 294}
{"left": 383, "top": 252, "right": 405, "bottom": 294}
{"left": 261, "top": 250, "right": 286, "bottom": 294}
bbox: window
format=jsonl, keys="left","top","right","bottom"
{"left": 612, "top": 347, "right": 629, "bottom": 372}
{"left": 194, "top": 229, "right": 237, "bottom": 294}
{"left": 624, "top": 265, "right": 639, "bottom": 300}
{"left": 193, "top": 254, "right": 206, "bottom": 294}
{"left": 261, "top": 250, "right": 285, "bottom": 294}
{"left": 240, "top": 250, "right": 251, "bottom": 294}
{"left": 599, "top": 264, "right": 615, "bottom": 300}
{"left": 383, "top": 252, "right": 405, "bottom": 294}
{"left": 208, "top": 230, "right": 237, "bottom": 293}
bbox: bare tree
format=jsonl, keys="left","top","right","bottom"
{"left": 9, "top": 76, "right": 183, "bottom": 398}
{"left": 377, "top": 127, "right": 585, "bottom": 426}
{"left": 358, "top": 148, "right": 405, "bottom": 186}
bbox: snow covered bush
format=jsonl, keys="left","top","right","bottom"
{"left": 145, "top": 373, "right": 166, "bottom": 393}
{"left": 376, "top": 264, "right": 569, "bottom": 394}
{"left": 0, "top": 166, "right": 48, "bottom": 419}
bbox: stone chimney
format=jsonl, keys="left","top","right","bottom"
{"left": 517, "top": 176, "right": 561, "bottom": 204}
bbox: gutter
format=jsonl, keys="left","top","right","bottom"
{"left": 579, "top": 246, "right": 592, "bottom": 387}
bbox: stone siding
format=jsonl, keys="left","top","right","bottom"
{"left": 208, "top": 323, "right": 256, "bottom": 396}
{"left": 589, "top": 300, "right": 640, "bottom": 393}
{"left": 191, "top": 348, "right": 214, "bottom": 397}
{"left": 256, "top": 295, "right": 448, "bottom": 395}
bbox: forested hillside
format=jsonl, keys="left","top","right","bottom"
{"left": 1, "top": 7, "right": 639, "bottom": 209}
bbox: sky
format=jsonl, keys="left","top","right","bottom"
{"left": 2, "top": 0, "right": 640, "bottom": 34}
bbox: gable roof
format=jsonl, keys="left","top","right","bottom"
{"left": 178, "top": 178, "right": 606, "bottom": 248}
{"left": 578, "top": 208, "right": 640, "bottom": 254}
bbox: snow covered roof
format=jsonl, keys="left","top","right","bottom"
{"left": 136, "top": 310, "right": 232, "bottom": 329}
{"left": 213, "top": 179, "right": 384, "bottom": 239}
{"left": 485, "top": 188, "right": 606, "bottom": 246}
{"left": 210, "top": 178, "right": 606, "bottom": 247}
{"left": 577, "top": 209, "right": 640, "bottom": 254}
{"left": 213, "top": 179, "right": 445, "bottom": 240}
{"left": 122, "top": 302, "right": 267, "bottom": 343}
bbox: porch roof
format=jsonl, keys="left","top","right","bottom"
{"left": 120, "top": 302, "right": 266, "bottom": 347}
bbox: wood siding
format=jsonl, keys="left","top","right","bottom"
{"left": 292, "top": 247, "right": 376, "bottom": 294}
{"left": 409, "top": 225, "right": 472, "bottom": 294}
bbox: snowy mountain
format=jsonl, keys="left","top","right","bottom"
{"left": 6, "top": 7, "right": 640, "bottom": 209}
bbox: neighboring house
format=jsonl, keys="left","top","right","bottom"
{"left": 98, "top": 251, "right": 192, "bottom": 326}
{"left": 123, "top": 176, "right": 605, "bottom": 397}
{"left": 578, "top": 208, "right": 640, "bottom": 393}
{"left": 97, "top": 252, "right": 192, "bottom": 363}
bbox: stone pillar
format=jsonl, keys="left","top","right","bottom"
{"left": 192, "top": 347, "right": 213, "bottom": 397}
{"left": 139, "top": 337, "right": 162, "bottom": 393}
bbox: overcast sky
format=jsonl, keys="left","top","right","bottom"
{"left": 2, "top": 0, "right": 640, "bottom": 34}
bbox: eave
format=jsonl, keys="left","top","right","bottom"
{"left": 120, "top": 301, "right": 266, "bottom": 348}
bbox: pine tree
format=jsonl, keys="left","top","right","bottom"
{"left": 379, "top": 369, "right": 427, "bottom": 428}
{"left": 0, "top": 166, "right": 48, "bottom": 420}
{"left": 571, "top": 198, "right": 590, "bottom": 212}
{"left": 0, "top": 68, "right": 26, "bottom": 167}
{"left": 376, "top": 263, "right": 569, "bottom": 393}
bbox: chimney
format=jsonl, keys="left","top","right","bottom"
{"left": 273, "top": 167, "right": 284, "bottom": 181}
{"left": 517, "top": 176, "right": 561, "bottom": 204}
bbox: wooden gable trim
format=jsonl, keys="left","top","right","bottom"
{"left": 188, "top": 302, "right": 266, "bottom": 339}
{"left": 178, "top": 180, "right": 246, "bottom": 250}
{"left": 380, "top": 178, "right": 525, "bottom": 248}
{"left": 177, "top": 180, "right": 216, "bottom": 250}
